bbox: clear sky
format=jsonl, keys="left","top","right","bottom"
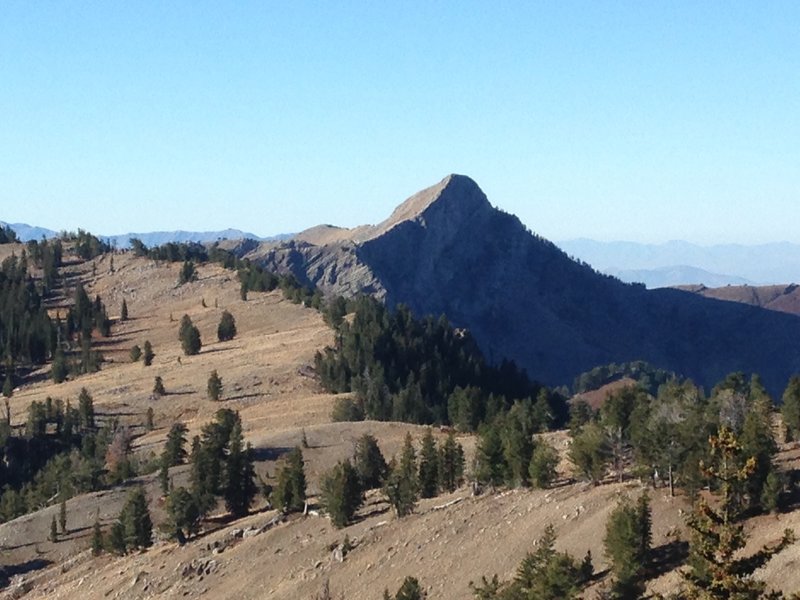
{"left": 1, "top": 2, "right": 798, "bottom": 244}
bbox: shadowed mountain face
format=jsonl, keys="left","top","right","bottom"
{"left": 249, "top": 175, "right": 800, "bottom": 396}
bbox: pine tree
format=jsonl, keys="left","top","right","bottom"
{"left": 120, "top": 299, "right": 128, "bottom": 322}
{"left": 529, "top": 440, "right": 559, "bottom": 489}
{"left": 2, "top": 373, "right": 12, "bottom": 399}
{"left": 130, "top": 344, "right": 142, "bottom": 362}
{"left": 475, "top": 423, "right": 506, "bottom": 488}
{"left": 52, "top": 348, "right": 68, "bottom": 383}
{"left": 418, "top": 429, "right": 440, "bottom": 498}
{"left": 393, "top": 576, "right": 425, "bottom": 600}
{"left": 159, "top": 459, "right": 170, "bottom": 496}
{"left": 207, "top": 370, "right": 223, "bottom": 401}
{"left": 59, "top": 495, "right": 67, "bottom": 533}
{"left": 107, "top": 521, "right": 126, "bottom": 555}
{"left": 120, "top": 487, "right": 153, "bottom": 550}
{"left": 166, "top": 487, "right": 200, "bottom": 539}
{"left": 321, "top": 458, "right": 364, "bottom": 528}
{"left": 384, "top": 433, "right": 418, "bottom": 517}
{"left": 781, "top": 375, "right": 800, "bottom": 441}
{"left": 222, "top": 420, "right": 257, "bottom": 518}
{"left": 49, "top": 514, "right": 58, "bottom": 542}
{"left": 217, "top": 310, "right": 237, "bottom": 342}
{"left": 569, "top": 421, "right": 610, "bottom": 485}
{"left": 163, "top": 422, "right": 188, "bottom": 466}
{"left": 78, "top": 387, "right": 94, "bottom": 433}
{"left": 178, "top": 261, "right": 197, "bottom": 285}
{"left": 189, "top": 435, "right": 217, "bottom": 515}
{"left": 146, "top": 406, "right": 154, "bottom": 431}
{"left": 91, "top": 512, "right": 103, "bottom": 555}
{"left": 604, "top": 493, "right": 650, "bottom": 597}
{"left": 353, "top": 433, "right": 388, "bottom": 490}
{"left": 438, "top": 432, "right": 465, "bottom": 493}
{"left": 274, "top": 447, "right": 307, "bottom": 513}
{"left": 179, "top": 315, "right": 202, "bottom": 356}
{"left": 143, "top": 340, "right": 154, "bottom": 366}
{"left": 153, "top": 376, "right": 165, "bottom": 397}
{"left": 683, "top": 427, "right": 795, "bottom": 599}
{"left": 501, "top": 415, "right": 533, "bottom": 487}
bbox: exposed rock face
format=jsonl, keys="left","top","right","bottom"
{"left": 250, "top": 174, "right": 800, "bottom": 395}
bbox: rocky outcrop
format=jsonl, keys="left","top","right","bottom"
{"left": 249, "top": 174, "right": 800, "bottom": 396}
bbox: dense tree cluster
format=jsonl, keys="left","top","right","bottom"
{"left": 572, "top": 360, "right": 675, "bottom": 395}
{"left": 317, "top": 296, "right": 566, "bottom": 430}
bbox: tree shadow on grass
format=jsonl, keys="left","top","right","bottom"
{"left": 647, "top": 539, "right": 689, "bottom": 580}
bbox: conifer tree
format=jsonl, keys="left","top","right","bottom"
{"left": 529, "top": 440, "right": 559, "bottom": 489}
{"left": 52, "top": 348, "right": 67, "bottom": 383}
{"left": 146, "top": 406, "right": 154, "bottom": 431}
{"left": 781, "top": 375, "right": 800, "bottom": 441}
{"left": 91, "top": 512, "right": 103, "bottom": 555}
{"left": 683, "top": 427, "right": 795, "bottom": 599}
{"left": 107, "top": 521, "right": 126, "bottom": 555}
{"left": 222, "top": 420, "right": 257, "bottom": 518}
{"left": 59, "top": 495, "right": 67, "bottom": 533}
{"left": 353, "top": 433, "right": 388, "bottom": 490}
{"left": 2, "top": 374, "right": 12, "bottom": 399}
{"left": 189, "top": 435, "right": 217, "bottom": 515}
{"left": 604, "top": 493, "right": 650, "bottom": 597}
{"left": 143, "top": 340, "right": 154, "bottom": 366}
{"left": 475, "top": 423, "right": 506, "bottom": 488}
{"left": 166, "top": 487, "right": 200, "bottom": 539}
{"left": 321, "top": 458, "right": 364, "bottom": 528}
{"left": 120, "top": 486, "right": 153, "bottom": 550}
{"left": 163, "top": 422, "right": 188, "bottom": 467}
{"left": 217, "top": 310, "right": 237, "bottom": 342}
{"left": 418, "top": 429, "right": 440, "bottom": 498}
{"left": 569, "top": 421, "right": 609, "bottom": 485}
{"left": 274, "top": 447, "right": 307, "bottom": 513}
{"left": 501, "top": 415, "right": 533, "bottom": 487}
{"left": 49, "top": 514, "right": 58, "bottom": 542}
{"left": 207, "top": 370, "right": 223, "bottom": 401}
{"left": 153, "top": 376, "right": 165, "bottom": 397}
{"left": 384, "top": 433, "right": 418, "bottom": 517}
{"left": 179, "top": 315, "right": 201, "bottom": 356}
{"left": 438, "top": 432, "right": 465, "bottom": 493}
{"left": 130, "top": 344, "right": 142, "bottom": 362}
{"left": 78, "top": 387, "right": 94, "bottom": 433}
{"left": 120, "top": 299, "right": 128, "bottom": 322}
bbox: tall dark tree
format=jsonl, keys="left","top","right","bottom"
{"left": 781, "top": 375, "right": 800, "bottom": 441}
{"left": 529, "top": 440, "right": 559, "bottom": 489}
{"left": 569, "top": 421, "right": 609, "bottom": 485}
{"left": 475, "top": 423, "right": 506, "bottom": 488}
{"left": 163, "top": 422, "right": 188, "bottom": 467}
{"left": 438, "top": 432, "right": 465, "bottom": 493}
{"left": 207, "top": 370, "right": 223, "bottom": 401}
{"left": 604, "top": 493, "right": 651, "bottom": 597}
{"left": 418, "top": 429, "right": 440, "bottom": 498}
{"left": 353, "top": 433, "right": 388, "bottom": 490}
{"left": 178, "top": 261, "right": 197, "bottom": 285}
{"left": 153, "top": 376, "right": 165, "bottom": 397}
{"left": 166, "top": 486, "right": 200, "bottom": 540}
{"left": 179, "top": 315, "right": 202, "bottom": 356}
{"left": 143, "top": 340, "right": 154, "bottom": 366}
{"left": 217, "top": 310, "right": 237, "bottom": 342}
{"left": 222, "top": 420, "right": 257, "bottom": 518}
{"left": 77, "top": 387, "right": 94, "bottom": 433}
{"left": 120, "top": 299, "right": 128, "bottom": 322}
{"left": 274, "top": 447, "right": 307, "bottom": 513}
{"left": 120, "top": 486, "right": 153, "bottom": 550}
{"left": 321, "top": 458, "right": 364, "bottom": 528}
{"left": 384, "top": 433, "right": 418, "bottom": 517}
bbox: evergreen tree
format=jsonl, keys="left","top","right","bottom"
{"left": 163, "top": 422, "right": 188, "bottom": 467}
{"left": 529, "top": 440, "right": 559, "bottom": 489}
{"left": 130, "top": 344, "right": 142, "bottom": 362}
{"left": 59, "top": 495, "right": 67, "bottom": 533}
{"left": 107, "top": 521, "right": 126, "bottom": 555}
{"left": 179, "top": 315, "right": 202, "bottom": 356}
{"left": 384, "top": 433, "right": 418, "bottom": 517}
{"left": 78, "top": 387, "right": 94, "bottom": 433}
{"left": 603, "top": 493, "right": 651, "bottom": 597}
{"left": 438, "top": 432, "right": 465, "bottom": 493}
{"left": 153, "top": 376, "right": 165, "bottom": 397}
{"left": 569, "top": 421, "right": 610, "bottom": 485}
{"left": 120, "top": 299, "right": 128, "bottom": 322}
{"left": 143, "top": 340, "right": 154, "bottom": 366}
{"left": 159, "top": 459, "right": 169, "bottom": 496}
{"left": 222, "top": 420, "right": 257, "bottom": 518}
{"left": 52, "top": 348, "right": 68, "bottom": 383}
{"left": 353, "top": 433, "right": 388, "bottom": 490}
{"left": 217, "top": 310, "right": 237, "bottom": 342}
{"left": 178, "top": 261, "right": 197, "bottom": 285}
{"left": 207, "top": 370, "right": 223, "bottom": 401}
{"left": 2, "top": 374, "right": 12, "bottom": 399}
{"left": 501, "top": 414, "right": 533, "bottom": 487}
{"left": 49, "top": 514, "right": 58, "bottom": 542}
{"left": 189, "top": 435, "right": 217, "bottom": 515}
{"left": 781, "top": 375, "right": 800, "bottom": 441}
{"left": 740, "top": 394, "right": 777, "bottom": 511}
{"left": 320, "top": 458, "right": 364, "bottom": 528}
{"left": 418, "top": 429, "right": 440, "bottom": 498}
{"left": 683, "top": 427, "right": 795, "bottom": 599}
{"left": 475, "top": 423, "right": 506, "bottom": 488}
{"left": 274, "top": 447, "right": 307, "bottom": 513}
{"left": 760, "top": 469, "right": 783, "bottom": 514}
{"left": 91, "top": 512, "right": 103, "bottom": 555}
{"left": 145, "top": 407, "right": 154, "bottom": 431}
{"left": 392, "top": 576, "right": 425, "bottom": 600}
{"left": 120, "top": 486, "right": 153, "bottom": 550}
{"left": 166, "top": 486, "right": 200, "bottom": 539}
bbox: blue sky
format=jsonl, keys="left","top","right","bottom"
{"left": 1, "top": 2, "right": 798, "bottom": 243}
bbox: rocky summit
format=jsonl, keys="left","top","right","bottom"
{"left": 246, "top": 174, "right": 800, "bottom": 395}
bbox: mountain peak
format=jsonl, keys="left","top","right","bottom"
{"left": 369, "top": 174, "right": 489, "bottom": 238}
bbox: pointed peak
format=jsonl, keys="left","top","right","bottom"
{"left": 368, "top": 174, "right": 490, "bottom": 238}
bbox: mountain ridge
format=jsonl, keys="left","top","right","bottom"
{"left": 246, "top": 175, "right": 800, "bottom": 397}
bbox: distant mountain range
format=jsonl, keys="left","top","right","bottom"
{"left": 558, "top": 238, "right": 800, "bottom": 287}
{"left": 0, "top": 222, "right": 290, "bottom": 248}
{"left": 239, "top": 174, "right": 800, "bottom": 397}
